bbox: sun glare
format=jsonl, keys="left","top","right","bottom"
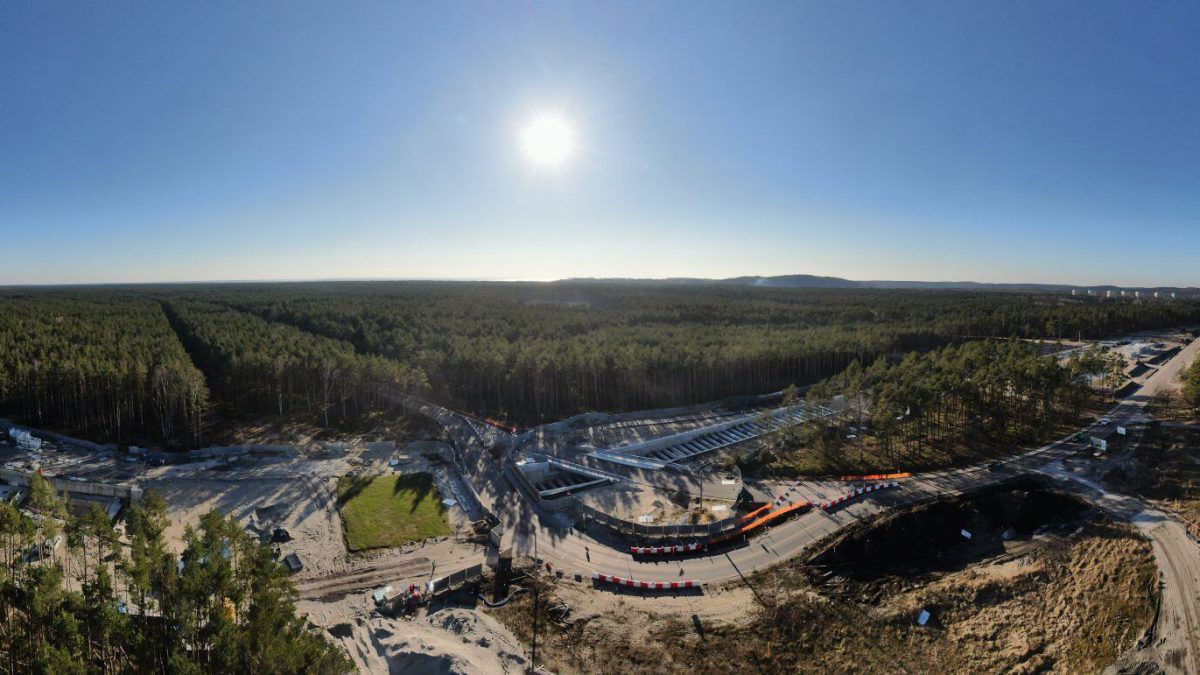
{"left": 520, "top": 113, "right": 576, "bottom": 169}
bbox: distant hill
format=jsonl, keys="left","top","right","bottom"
{"left": 561, "top": 274, "right": 1199, "bottom": 294}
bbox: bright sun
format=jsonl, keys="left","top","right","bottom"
{"left": 520, "top": 113, "right": 575, "bottom": 168}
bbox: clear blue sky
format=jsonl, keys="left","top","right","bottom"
{"left": 1, "top": 1, "right": 1197, "bottom": 286}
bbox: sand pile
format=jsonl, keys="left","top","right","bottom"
{"left": 326, "top": 608, "right": 528, "bottom": 674}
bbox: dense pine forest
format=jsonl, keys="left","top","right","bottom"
{"left": 179, "top": 281, "right": 1200, "bottom": 423}
{"left": 0, "top": 479, "right": 352, "bottom": 673}
{"left": 2, "top": 282, "right": 1198, "bottom": 446}
{"left": 162, "top": 300, "right": 425, "bottom": 425}
{"left": 766, "top": 340, "right": 1120, "bottom": 475}
{"left": 0, "top": 294, "right": 207, "bottom": 446}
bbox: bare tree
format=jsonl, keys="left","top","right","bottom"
{"left": 150, "top": 364, "right": 178, "bottom": 445}
{"left": 320, "top": 358, "right": 342, "bottom": 427}
{"left": 273, "top": 355, "right": 288, "bottom": 416}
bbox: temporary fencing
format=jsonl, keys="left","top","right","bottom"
{"left": 837, "top": 472, "right": 911, "bottom": 482}
{"left": 820, "top": 481, "right": 900, "bottom": 512}
{"left": 426, "top": 563, "right": 485, "bottom": 596}
{"left": 629, "top": 542, "right": 705, "bottom": 556}
{"left": 592, "top": 572, "right": 699, "bottom": 590}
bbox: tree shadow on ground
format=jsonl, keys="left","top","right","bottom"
{"left": 335, "top": 474, "right": 373, "bottom": 507}
{"left": 394, "top": 472, "right": 438, "bottom": 514}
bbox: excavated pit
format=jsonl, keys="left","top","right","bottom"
{"left": 809, "top": 478, "right": 1088, "bottom": 583}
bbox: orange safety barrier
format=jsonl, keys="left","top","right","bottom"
{"left": 593, "top": 573, "right": 699, "bottom": 590}
{"left": 740, "top": 500, "right": 811, "bottom": 534}
{"left": 838, "top": 472, "right": 911, "bottom": 482}
{"left": 738, "top": 503, "right": 773, "bottom": 524}
{"left": 709, "top": 500, "right": 812, "bottom": 546}
{"left": 483, "top": 418, "right": 519, "bottom": 433}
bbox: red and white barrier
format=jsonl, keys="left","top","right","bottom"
{"left": 820, "top": 480, "right": 900, "bottom": 511}
{"left": 592, "top": 572, "right": 699, "bottom": 590}
{"left": 629, "top": 542, "right": 705, "bottom": 556}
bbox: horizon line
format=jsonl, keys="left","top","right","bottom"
{"left": 0, "top": 273, "right": 1196, "bottom": 291}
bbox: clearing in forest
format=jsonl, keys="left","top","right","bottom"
{"left": 491, "top": 485, "right": 1157, "bottom": 674}
{"left": 336, "top": 473, "right": 452, "bottom": 550}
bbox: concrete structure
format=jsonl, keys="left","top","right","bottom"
{"left": 0, "top": 467, "right": 139, "bottom": 521}
{"left": 587, "top": 402, "right": 834, "bottom": 466}
{"left": 0, "top": 484, "right": 28, "bottom": 506}
{"left": 9, "top": 428, "right": 42, "bottom": 450}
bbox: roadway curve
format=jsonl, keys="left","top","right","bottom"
{"left": 421, "top": 336, "right": 1200, "bottom": 672}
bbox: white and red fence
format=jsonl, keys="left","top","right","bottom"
{"left": 592, "top": 573, "right": 700, "bottom": 590}
{"left": 629, "top": 542, "right": 705, "bottom": 556}
{"left": 820, "top": 480, "right": 900, "bottom": 511}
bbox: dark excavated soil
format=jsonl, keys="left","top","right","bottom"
{"left": 809, "top": 478, "right": 1088, "bottom": 581}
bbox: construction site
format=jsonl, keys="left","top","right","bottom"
{"left": 2, "top": 329, "right": 1199, "bottom": 674}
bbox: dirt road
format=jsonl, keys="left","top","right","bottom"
{"left": 295, "top": 557, "right": 434, "bottom": 600}
{"left": 1143, "top": 519, "right": 1200, "bottom": 673}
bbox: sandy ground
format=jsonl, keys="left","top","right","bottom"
{"left": 577, "top": 483, "right": 734, "bottom": 524}
{"left": 493, "top": 519, "right": 1156, "bottom": 675}
{"left": 543, "top": 571, "right": 757, "bottom": 625}
{"left": 300, "top": 596, "right": 529, "bottom": 674}
{"left": 294, "top": 537, "right": 486, "bottom": 602}
{"left": 142, "top": 441, "right": 474, "bottom": 579}
{"left": 484, "top": 565, "right": 762, "bottom": 675}
{"left": 1157, "top": 336, "right": 1200, "bottom": 396}
{"left": 141, "top": 438, "right": 515, "bottom": 673}
{"left": 12, "top": 331, "right": 1196, "bottom": 673}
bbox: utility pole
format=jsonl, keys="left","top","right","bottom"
{"left": 531, "top": 530, "right": 539, "bottom": 673}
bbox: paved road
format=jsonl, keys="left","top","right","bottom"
{"left": 1139, "top": 334, "right": 1200, "bottom": 401}
{"left": 420, "top": 338, "right": 1193, "bottom": 578}
{"left": 409, "top": 338, "right": 1200, "bottom": 672}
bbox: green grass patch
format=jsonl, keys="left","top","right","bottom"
{"left": 336, "top": 472, "right": 452, "bottom": 551}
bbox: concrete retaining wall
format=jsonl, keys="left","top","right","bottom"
{"left": 539, "top": 494, "right": 579, "bottom": 512}
{"left": 0, "top": 418, "right": 300, "bottom": 466}
{"left": 505, "top": 462, "right": 541, "bottom": 503}
{"left": 518, "top": 461, "right": 553, "bottom": 483}
{"left": 0, "top": 468, "right": 142, "bottom": 503}
{"left": 576, "top": 498, "right": 738, "bottom": 542}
